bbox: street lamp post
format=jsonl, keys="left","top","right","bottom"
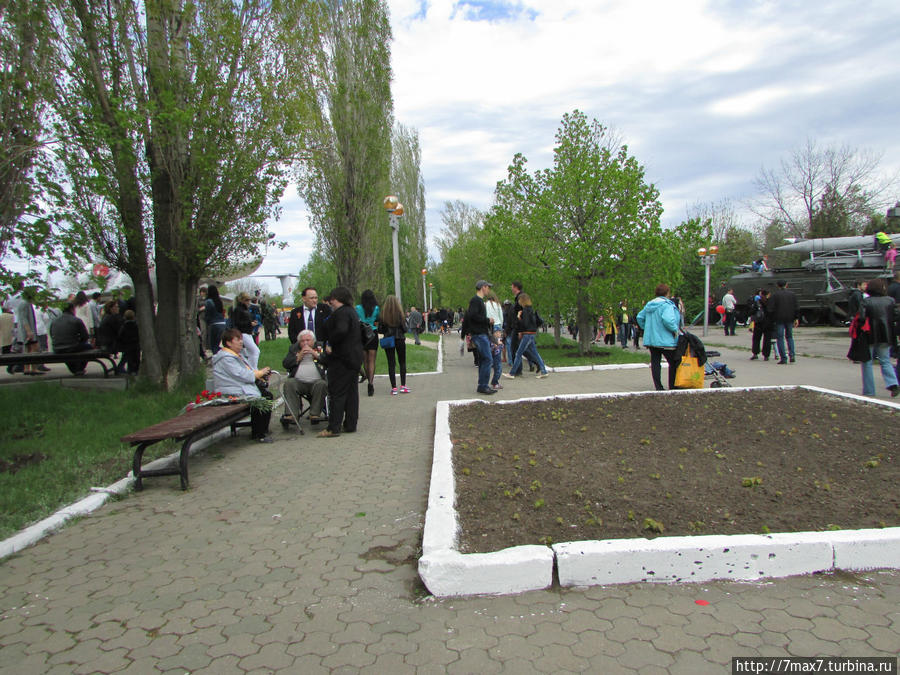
{"left": 698, "top": 246, "right": 719, "bottom": 337}
{"left": 383, "top": 196, "right": 404, "bottom": 304}
{"left": 421, "top": 268, "right": 427, "bottom": 309}
{"left": 428, "top": 282, "right": 433, "bottom": 310}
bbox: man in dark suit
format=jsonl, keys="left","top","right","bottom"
{"left": 288, "top": 286, "right": 331, "bottom": 344}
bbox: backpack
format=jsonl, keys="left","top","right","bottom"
{"left": 360, "top": 321, "right": 376, "bottom": 348}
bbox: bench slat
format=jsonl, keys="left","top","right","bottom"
{"left": 121, "top": 404, "right": 251, "bottom": 444}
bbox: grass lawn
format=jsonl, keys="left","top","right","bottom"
{"left": 258, "top": 336, "right": 439, "bottom": 374}
{"left": 0, "top": 374, "right": 207, "bottom": 541}
{"left": 525, "top": 332, "right": 650, "bottom": 368}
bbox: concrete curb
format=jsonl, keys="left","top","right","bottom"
{"left": 419, "top": 385, "right": 900, "bottom": 597}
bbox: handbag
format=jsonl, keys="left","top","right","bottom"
{"left": 674, "top": 344, "right": 704, "bottom": 389}
{"left": 360, "top": 321, "right": 376, "bottom": 348}
{"left": 379, "top": 335, "right": 395, "bottom": 349}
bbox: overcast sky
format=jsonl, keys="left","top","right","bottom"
{"left": 13, "top": 1, "right": 899, "bottom": 297}
{"left": 253, "top": 0, "right": 900, "bottom": 295}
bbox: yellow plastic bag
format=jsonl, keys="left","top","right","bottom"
{"left": 674, "top": 345, "right": 704, "bottom": 389}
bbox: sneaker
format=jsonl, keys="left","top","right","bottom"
{"left": 891, "top": 385, "right": 899, "bottom": 398}
{"left": 476, "top": 387, "right": 496, "bottom": 395}
{"left": 777, "top": 359, "right": 787, "bottom": 365}
{"left": 502, "top": 373, "right": 515, "bottom": 380}
{"left": 399, "top": 385, "right": 410, "bottom": 393}
{"left": 491, "top": 383, "right": 503, "bottom": 390}
{"left": 749, "top": 355, "right": 758, "bottom": 360}
{"left": 789, "top": 357, "right": 795, "bottom": 363}
{"left": 391, "top": 387, "right": 398, "bottom": 395}
{"left": 255, "top": 436, "right": 275, "bottom": 444}
{"left": 536, "top": 372, "right": 549, "bottom": 379}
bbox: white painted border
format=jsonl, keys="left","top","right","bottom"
{"left": 419, "top": 385, "right": 900, "bottom": 597}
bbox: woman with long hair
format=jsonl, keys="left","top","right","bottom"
{"left": 205, "top": 284, "right": 226, "bottom": 355}
{"left": 355, "top": 289, "right": 379, "bottom": 397}
{"left": 379, "top": 295, "right": 409, "bottom": 395}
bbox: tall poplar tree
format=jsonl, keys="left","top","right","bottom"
{"left": 389, "top": 122, "right": 427, "bottom": 307}
{"left": 297, "top": 0, "right": 393, "bottom": 297}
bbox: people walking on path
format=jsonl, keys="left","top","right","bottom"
{"left": 854, "top": 278, "right": 899, "bottom": 398}
{"left": 461, "top": 280, "right": 496, "bottom": 395}
{"left": 636, "top": 283, "right": 681, "bottom": 390}
{"left": 722, "top": 288, "right": 737, "bottom": 336}
{"left": 379, "top": 295, "right": 410, "bottom": 395}
{"left": 503, "top": 293, "right": 549, "bottom": 380}
{"left": 770, "top": 280, "right": 799, "bottom": 364}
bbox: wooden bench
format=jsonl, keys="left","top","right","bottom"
{"left": 121, "top": 403, "right": 252, "bottom": 490}
{"left": 0, "top": 350, "right": 118, "bottom": 377}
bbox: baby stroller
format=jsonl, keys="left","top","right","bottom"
{"left": 703, "top": 350, "right": 735, "bottom": 388}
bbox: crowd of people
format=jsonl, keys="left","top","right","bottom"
{"left": 2, "top": 285, "right": 140, "bottom": 377}
{"left": 7, "top": 267, "right": 899, "bottom": 448}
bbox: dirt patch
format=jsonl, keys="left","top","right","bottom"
{"left": 0, "top": 452, "right": 48, "bottom": 475}
{"left": 450, "top": 388, "right": 899, "bottom": 553}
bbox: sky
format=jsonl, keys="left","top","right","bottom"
{"left": 251, "top": 0, "right": 900, "bottom": 296}
{"left": 12, "top": 0, "right": 900, "bottom": 298}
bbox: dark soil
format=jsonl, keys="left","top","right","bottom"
{"left": 0, "top": 452, "right": 47, "bottom": 475}
{"left": 450, "top": 389, "right": 899, "bottom": 554}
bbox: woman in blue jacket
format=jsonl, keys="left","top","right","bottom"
{"left": 637, "top": 283, "right": 682, "bottom": 390}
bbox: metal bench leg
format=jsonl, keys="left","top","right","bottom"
{"left": 179, "top": 438, "right": 192, "bottom": 490}
{"left": 133, "top": 442, "right": 150, "bottom": 491}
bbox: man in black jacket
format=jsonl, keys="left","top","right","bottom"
{"left": 288, "top": 286, "right": 331, "bottom": 344}
{"left": 462, "top": 280, "right": 495, "bottom": 395}
{"left": 769, "top": 280, "right": 798, "bottom": 364}
{"left": 318, "top": 287, "right": 363, "bottom": 437}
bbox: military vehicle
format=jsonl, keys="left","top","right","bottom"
{"left": 725, "top": 233, "right": 900, "bottom": 325}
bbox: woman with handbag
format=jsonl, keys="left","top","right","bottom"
{"left": 636, "top": 283, "right": 681, "bottom": 390}
{"left": 355, "top": 289, "right": 380, "bottom": 397}
{"left": 378, "top": 295, "right": 409, "bottom": 395}
{"left": 855, "top": 278, "right": 899, "bottom": 398}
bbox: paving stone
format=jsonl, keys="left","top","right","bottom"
{"left": 320, "top": 642, "right": 377, "bottom": 670}
{"left": 239, "top": 642, "right": 295, "bottom": 671}
{"left": 605, "top": 617, "right": 658, "bottom": 644}
{"left": 784, "top": 629, "right": 845, "bottom": 656}
{"left": 616, "top": 638, "right": 675, "bottom": 670}
{"left": 1, "top": 345, "right": 900, "bottom": 673}
{"left": 533, "top": 643, "right": 590, "bottom": 673}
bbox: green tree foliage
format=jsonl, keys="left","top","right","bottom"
{"left": 297, "top": 0, "right": 393, "bottom": 298}
{"left": 294, "top": 249, "right": 338, "bottom": 306}
{"left": 0, "top": 0, "right": 54, "bottom": 290}
{"left": 431, "top": 201, "right": 490, "bottom": 308}
{"left": 488, "top": 111, "right": 670, "bottom": 354}
{"left": 41, "top": 0, "right": 315, "bottom": 386}
{"left": 389, "top": 123, "right": 427, "bottom": 309}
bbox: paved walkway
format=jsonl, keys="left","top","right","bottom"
{"left": 1, "top": 329, "right": 898, "bottom": 673}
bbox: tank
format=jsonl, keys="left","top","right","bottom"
{"left": 724, "top": 234, "right": 899, "bottom": 325}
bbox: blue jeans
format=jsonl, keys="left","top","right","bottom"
{"left": 509, "top": 333, "right": 547, "bottom": 375}
{"left": 775, "top": 322, "right": 794, "bottom": 360}
{"left": 618, "top": 324, "right": 630, "bottom": 347}
{"left": 490, "top": 338, "right": 502, "bottom": 386}
{"left": 861, "top": 343, "right": 899, "bottom": 396}
{"left": 471, "top": 333, "right": 492, "bottom": 390}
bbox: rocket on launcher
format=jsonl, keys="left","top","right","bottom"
{"left": 775, "top": 233, "right": 900, "bottom": 254}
